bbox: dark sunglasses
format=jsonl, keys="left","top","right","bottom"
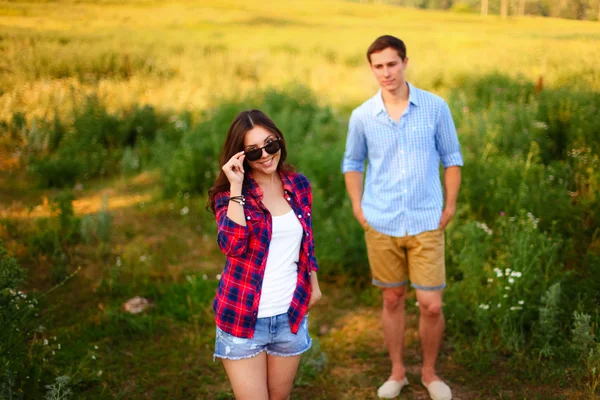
{"left": 244, "top": 139, "right": 282, "bottom": 162}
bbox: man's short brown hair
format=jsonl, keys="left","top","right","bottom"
{"left": 367, "top": 35, "right": 407, "bottom": 63}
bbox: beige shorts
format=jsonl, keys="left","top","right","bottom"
{"left": 364, "top": 224, "right": 446, "bottom": 291}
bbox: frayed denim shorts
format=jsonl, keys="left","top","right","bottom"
{"left": 214, "top": 313, "right": 311, "bottom": 361}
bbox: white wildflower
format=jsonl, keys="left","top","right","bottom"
{"left": 180, "top": 206, "right": 189, "bottom": 216}
{"left": 476, "top": 222, "right": 493, "bottom": 236}
{"left": 526, "top": 212, "right": 539, "bottom": 229}
{"left": 518, "top": 300, "right": 524, "bottom": 305}
{"left": 216, "top": 274, "right": 222, "bottom": 280}
{"left": 508, "top": 278, "right": 515, "bottom": 284}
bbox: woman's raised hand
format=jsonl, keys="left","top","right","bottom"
{"left": 222, "top": 151, "right": 246, "bottom": 186}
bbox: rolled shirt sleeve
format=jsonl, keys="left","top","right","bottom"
{"left": 435, "top": 101, "right": 464, "bottom": 168}
{"left": 342, "top": 111, "right": 368, "bottom": 173}
{"left": 215, "top": 192, "right": 249, "bottom": 257}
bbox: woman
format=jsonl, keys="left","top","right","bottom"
{"left": 208, "top": 109, "right": 322, "bottom": 400}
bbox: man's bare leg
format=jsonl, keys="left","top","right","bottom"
{"left": 382, "top": 285, "right": 408, "bottom": 381}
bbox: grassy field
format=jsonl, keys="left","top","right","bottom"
{"left": 1, "top": 0, "right": 600, "bottom": 120}
{"left": 1, "top": 0, "right": 600, "bottom": 399}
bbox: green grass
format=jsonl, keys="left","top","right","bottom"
{"left": 1, "top": 0, "right": 600, "bottom": 398}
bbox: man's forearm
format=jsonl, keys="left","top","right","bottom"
{"left": 344, "top": 171, "right": 364, "bottom": 209}
{"left": 443, "top": 166, "right": 461, "bottom": 209}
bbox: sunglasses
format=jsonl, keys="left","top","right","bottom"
{"left": 244, "top": 139, "right": 282, "bottom": 162}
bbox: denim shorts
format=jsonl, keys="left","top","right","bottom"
{"left": 214, "top": 313, "right": 312, "bottom": 361}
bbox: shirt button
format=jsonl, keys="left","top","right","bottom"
{"left": 246, "top": 216, "right": 251, "bottom": 220}
{"left": 298, "top": 214, "right": 302, "bottom": 218}
{"left": 307, "top": 212, "right": 311, "bottom": 217}
{"left": 287, "top": 197, "right": 291, "bottom": 201}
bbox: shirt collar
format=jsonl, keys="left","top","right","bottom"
{"left": 372, "top": 82, "right": 419, "bottom": 116}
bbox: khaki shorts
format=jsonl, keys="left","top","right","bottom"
{"left": 364, "top": 224, "right": 446, "bottom": 291}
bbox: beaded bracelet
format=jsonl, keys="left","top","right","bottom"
{"left": 229, "top": 195, "right": 245, "bottom": 206}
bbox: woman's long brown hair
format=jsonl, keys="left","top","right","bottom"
{"left": 207, "top": 109, "right": 293, "bottom": 213}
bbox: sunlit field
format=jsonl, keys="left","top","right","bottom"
{"left": 1, "top": 0, "right": 600, "bottom": 120}
{"left": 1, "top": 0, "right": 600, "bottom": 399}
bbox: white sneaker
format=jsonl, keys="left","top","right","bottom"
{"left": 421, "top": 379, "right": 452, "bottom": 400}
{"left": 377, "top": 377, "right": 409, "bottom": 398}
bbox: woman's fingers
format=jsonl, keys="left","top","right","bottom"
{"left": 233, "top": 158, "right": 244, "bottom": 173}
{"left": 222, "top": 152, "right": 246, "bottom": 183}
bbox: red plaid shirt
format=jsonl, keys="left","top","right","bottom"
{"left": 212, "top": 171, "right": 319, "bottom": 338}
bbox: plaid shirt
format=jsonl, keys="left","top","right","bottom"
{"left": 212, "top": 171, "right": 319, "bottom": 339}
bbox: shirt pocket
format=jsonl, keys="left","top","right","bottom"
{"left": 410, "top": 123, "right": 436, "bottom": 151}
{"left": 244, "top": 209, "right": 264, "bottom": 236}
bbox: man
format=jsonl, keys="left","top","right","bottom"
{"left": 342, "top": 35, "right": 462, "bottom": 400}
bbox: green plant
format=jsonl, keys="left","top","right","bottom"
{"left": 80, "top": 195, "right": 112, "bottom": 245}
{"left": 43, "top": 376, "right": 72, "bottom": 400}
{"left": 536, "top": 283, "right": 562, "bottom": 359}
{"left": 571, "top": 311, "right": 600, "bottom": 395}
{"left": 0, "top": 242, "right": 38, "bottom": 397}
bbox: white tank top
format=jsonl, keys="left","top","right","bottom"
{"left": 257, "top": 209, "right": 303, "bottom": 318}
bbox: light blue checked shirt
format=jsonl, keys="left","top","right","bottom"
{"left": 342, "top": 83, "right": 463, "bottom": 237}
